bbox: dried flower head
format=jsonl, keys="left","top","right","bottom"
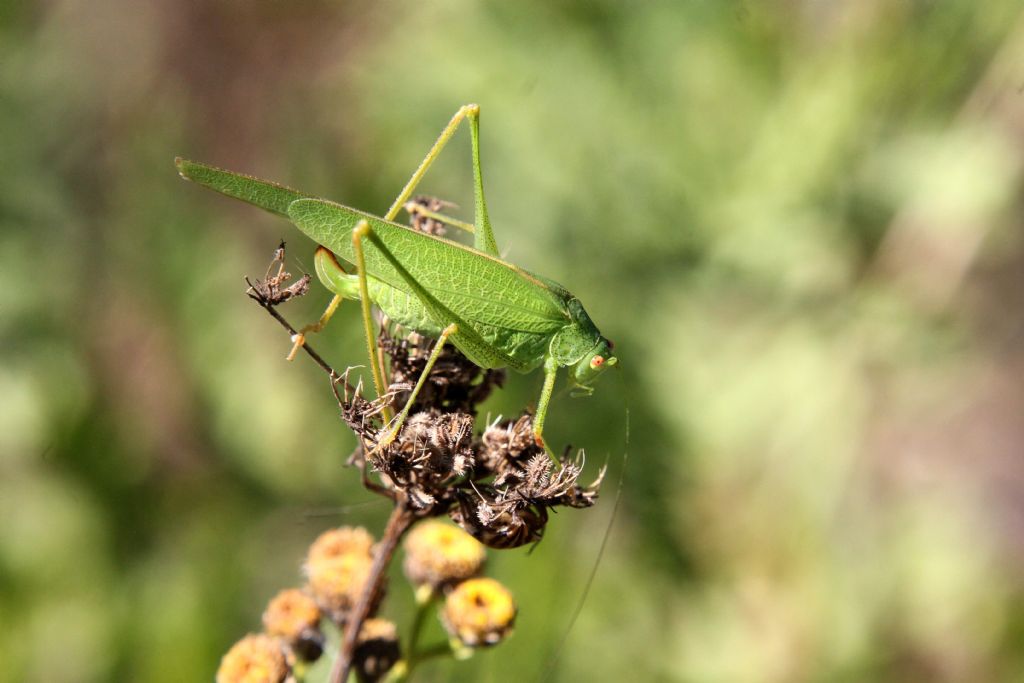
{"left": 372, "top": 410, "right": 477, "bottom": 509}
{"left": 403, "top": 520, "right": 486, "bottom": 590}
{"left": 245, "top": 242, "right": 311, "bottom": 306}
{"left": 216, "top": 633, "right": 290, "bottom": 683}
{"left": 450, "top": 493, "right": 548, "bottom": 549}
{"left": 354, "top": 618, "right": 401, "bottom": 682}
{"left": 379, "top": 328, "right": 505, "bottom": 416}
{"left": 262, "top": 588, "right": 323, "bottom": 662}
{"left": 450, "top": 451, "right": 603, "bottom": 549}
{"left": 480, "top": 414, "right": 544, "bottom": 473}
{"left": 441, "top": 577, "right": 517, "bottom": 647}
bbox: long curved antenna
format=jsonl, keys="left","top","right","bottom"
{"left": 535, "top": 376, "right": 630, "bottom": 682}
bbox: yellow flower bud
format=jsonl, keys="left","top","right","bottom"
{"left": 441, "top": 578, "right": 516, "bottom": 647}
{"left": 216, "top": 634, "right": 289, "bottom": 683}
{"left": 403, "top": 520, "right": 486, "bottom": 591}
{"left": 304, "top": 526, "right": 379, "bottom": 623}
{"left": 306, "top": 553, "right": 375, "bottom": 621}
{"left": 262, "top": 588, "right": 323, "bottom": 661}
{"left": 307, "top": 526, "right": 375, "bottom": 565}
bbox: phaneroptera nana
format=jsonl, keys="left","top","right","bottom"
{"left": 176, "top": 105, "right": 617, "bottom": 449}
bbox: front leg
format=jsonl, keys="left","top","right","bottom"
{"left": 370, "top": 322, "right": 459, "bottom": 456}
{"left": 532, "top": 356, "right": 559, "bottom": 451}
{"left": 286, "top": 293, "right": 343, "bottom": 361}
{"left": 350, "top": 221, "right": 394, "bottom": 425}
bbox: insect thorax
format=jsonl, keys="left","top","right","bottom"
{"left": 548, "top": 299, "right": 603, "bottom": 367}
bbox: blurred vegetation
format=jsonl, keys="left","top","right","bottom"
{"left": 4, "top": 0, "right": 1024, "bottom": 681}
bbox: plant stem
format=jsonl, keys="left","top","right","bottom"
{"left": 411, "top": 642, "right": 454, "bottom": 663}
{"left": 248, "top": 295, "right": 339, "bottom": 379}
{"left": 396, "top": 587, "right": 437, "bottom": 681}
{"left": 391, "top": 641, "right": 453, "bottom": 682}
{"left": 330, "top": 499, "right": 413, "bottom": 683}
{"left": 409, "top": 587, "right": 435, "bottom": 650}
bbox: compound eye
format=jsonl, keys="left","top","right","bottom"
{"left": 607, "top": 340, "right": 615, "bottom": 351}
{"left": 589, "top": 355, "right": 605, "bottom": 370}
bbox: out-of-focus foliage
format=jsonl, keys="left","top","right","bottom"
{"left": 3, "top": 0, "right": 1024, "bottom": 681}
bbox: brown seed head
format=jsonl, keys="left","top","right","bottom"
{"left": 373, "top": 410, "right": 478, "bottom": 510}
{"left": 354, "top": 618, "right": 401, "bottom": 682}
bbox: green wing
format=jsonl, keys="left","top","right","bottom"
{"left": 287, "top": 198, "right": 569, "bottom": 335}
{"left": 176, "top": 158, "right": 315, "bottom": 217}
{"left": 176, "top": 158, "right": 569, "bottom": 335}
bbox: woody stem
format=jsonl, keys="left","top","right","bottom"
{"left": 330, "top": 499, "right": 414, "bottom": 683}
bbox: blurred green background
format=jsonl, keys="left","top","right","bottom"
{"left": 4, "top": 0, "right": 1024, "bottom": 681}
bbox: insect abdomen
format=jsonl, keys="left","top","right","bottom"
{"left": 370, "top": 280, "right": 551, "bottom": 371}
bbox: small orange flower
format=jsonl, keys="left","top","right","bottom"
{"left": 262, "top": 588, "right": 324, "bottom": 661}
{"left": 441, "top": 578, "right": 516, "bottom": 647}
{"left": 304, "top": 526, "right": 378, "bottom": 622}
{"left": 307, "top": 526, "right": 375, "bottom": 565}
{"left": 307, "top": 553, "right": 375, "bottom": 620}
{"left": 216, "top": 634, "right": 289, "bottom": 683}
{"left": 262, "top": 588, "right": 320, "bottom": 640}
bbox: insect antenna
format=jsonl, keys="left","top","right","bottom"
{"left": 297, "top": 500, "right": 390, "bottom": 522}
{"left": 534, "top": 368, "right": 630, "bottom": 682}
